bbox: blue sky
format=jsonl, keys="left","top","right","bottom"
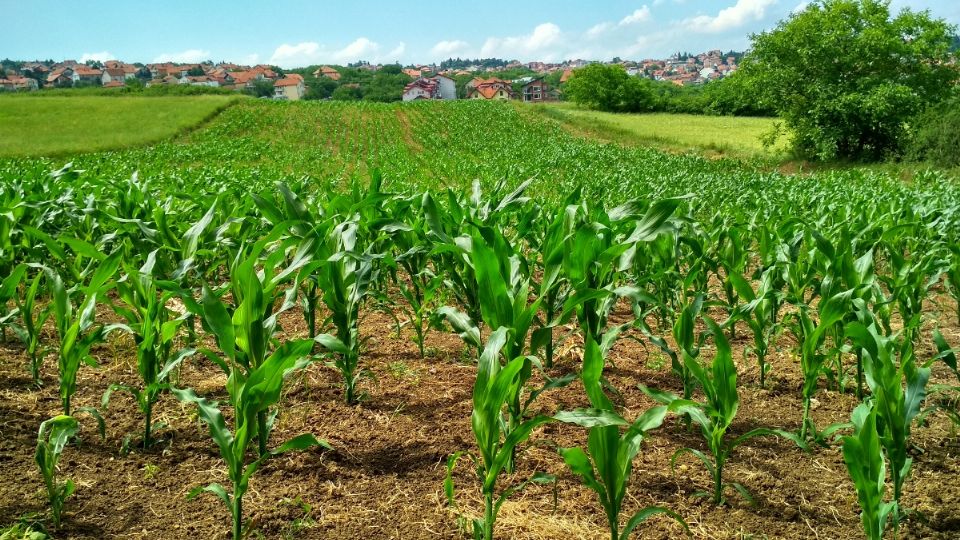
{"left": 3, "top": 0, "right": 958, "bottom": 67}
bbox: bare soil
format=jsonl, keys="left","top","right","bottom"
{"left": 1, "top": 301, "right": 959, "bottom": 539}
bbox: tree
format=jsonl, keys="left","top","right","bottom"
{"left": 331, "top": 84, "right": 362, "bottom": 101}
{"left": 187, "top": 66, "right": 204, "bottom": 77}
{"left": 743, "top": 0, "right": 959, "bottom": 160}
{"left": 245, "top": 79, "right": 275, "bottom": 98}
{"left": 563, "top": 64, "right": 656, "bottom": 113}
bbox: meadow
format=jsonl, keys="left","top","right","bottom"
{"left": 0, "top": 99, "right": 958, "bottom": 540}
{"left": 529, "top": 103, "right": 788, "bottom": 159}
{"left": 0, "top": 95, "right": 238, "bottom": 157}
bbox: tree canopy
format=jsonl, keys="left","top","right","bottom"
{"left": 743, "top": 0, "right": 959, "bottom": 160}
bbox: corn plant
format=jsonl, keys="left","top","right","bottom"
{"left": 103, "top": 250, "right": 196, "bottom": 448}
{"left": 842, "top": 404, "right": 896, "bottom": 540}
{"left": 312, "top": 218, "right": 388, "bottom": 405}
{"left": 946, "top": 245, "right": 960, "bottom": 324}
{"left": 558, "top": 336, "right": 688, "bottom": 540}
{"left": 728, "top": 269, "right": 779, "bottom": 388}
{"left": 35, "top": 415, "right": 79, "bottom": 528}
{"left": 787, "top": 289, "right": 855, "bottom": 440}
{"left": 445, "top": 327, "right": 621, "bottom": 540}
{"left": 45, "top": 251, "right": 123, "bottom": 415}
{"left": 11, "top": 267, "right": 50, "bottom": 386}
{"left": 183, "top": 239, "right": 310, "bottom": 455}
{"left": 845, "top": 306, "right": 932, "bottom": 532}
{"left": 385, "top": 194, "right": 443, "bottom": 358}
{"left": 642, "top": 319, "right": 804, "bottom": 505}
{"left": 439, "top": 226, "right": 575, "bottom": 473}
{"left": 173, "top": 339, "right": 329, "bottom": 540}
{"left": 878, "top": 246, "right": 942, "bottom": 346}
{"left": 0, "top": 263, "right": 25, "bottom": 343}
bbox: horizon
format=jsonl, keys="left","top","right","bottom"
{"left": 4, "top": 0, "right": 958, "bottom": 69}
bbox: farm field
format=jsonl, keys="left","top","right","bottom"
{"left": 0, "top": 95, "right": 238, "bottom": 157}
{"left": 530, "top": 103, "right": 787, "bottom": 159}
{"left": 1, "top": 99, "right": 959, "bottom": 540}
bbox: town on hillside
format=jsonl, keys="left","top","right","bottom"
{"left": 0, "top": 51, "right": 741, "bottom": 102}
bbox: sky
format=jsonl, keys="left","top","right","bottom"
{"left": 2, "top": 0, "right": 958, "bottom": 68}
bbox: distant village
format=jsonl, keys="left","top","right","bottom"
{"left": 0, "top": 50, "right": 742, "bottom": 102}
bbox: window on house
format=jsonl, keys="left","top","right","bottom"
{"left": 534, "top": 94, "right": 541, "bottom": 99}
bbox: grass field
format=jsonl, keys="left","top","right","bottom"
{"left": 531, "top": 103, "right": 788, "bottom": 159}
{"left": 0, "top": 95, "right": 238, "bottom": 157}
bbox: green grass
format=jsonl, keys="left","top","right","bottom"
{"left": 529, "top": 103, "right": 788, "bottom": 159}
{"left": 0, "top": 95, "right": 239, "bottom": 157}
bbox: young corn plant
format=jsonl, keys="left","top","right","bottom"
{"left": 561, "top": 197, "right": 681, "bottom": 346}
{"left": 173, "top": 339, "right": 329, "bottom": 540}
{"left": 312, "top": 218, "right": 388, "bottom": 405}
{"left": 845, "top": 307, "right": 932, "bottom": 533}
{"left": 35, "top": 415, "right": 79, "bottom": 528}
{"left": 788, "top": 289, "right": 855, "bottom": 441}
{"left": 0, "top": 263, "right": 26, "bottom": 343}
{"left": 842, "top": 404, "right": 896, "bottom": 540}
{"left": 728, "top": 269, "right": 779, "bottom": 388}
{"left": 13, "top": 268, "right": 51, "bottom": 386}
{"left": 45, "top": 251, "right": 123, "bottom": 415}
{"left": 559, "top": 336, "right": 688, "bottom": 540}
{"left": 445, "top": 327, "right": 621, "bottom": 540}
{"left": 103, "top": 250, "right": 196, "bottom": 448}
{"left": 184, "top": 239, "right": 310, "bottom": 455}
{"left": 439, "top": 226, "right": 575, "bottom": 472}
{"left": 641, "top": 319, "right": 804, "bottom": 505}
{"left": 386, "top": 194, "right": 443, "bottom": 358}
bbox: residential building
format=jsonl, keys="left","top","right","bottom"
{"left": 71, "top": 65, "right": 102, "bottom": 84}
{"left": 401, "top": 75, "right": 456, "bottom": 101}
{"left": 101, "top": 68, "right": 128, "bottom": 85}
{"left": 312, "top": 66, "right": 341, "bottom": 81}
{"left": 273, "top": 74, "right": 305, "bottom": 100}
{"left": 46, "top": 67, "right": 73, "bottom": 87}
{"left": 521, "top": 78, "right": 552, "bottom": 102}
{"left": 466, "top": 77, "right": 514, "bottom": 100}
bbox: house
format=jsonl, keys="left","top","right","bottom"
{"left": 559, "top": 69, "right": 573, "bottom": 84}
{"left": 402, "top": 78, "right": 439, "bottom": 101}
{"left": 273, "top": 74, "right": 305, "bottom": 100}
{"left": 184, "top": 76, "right": 219, "bottom": 87}
{"left": 102, "top": 81, "right": 125, "bottom": 88}
{"left": 313, "top": 66, "right": 341, "bottom": 80}
{"left": 101, "top": 68, "right": 128, "bottom": 85}
{"left": 402, "top": 74, "right": 456, "bottom": 101}
{"left": 72, "top": 65, "right": 102, "bottom": 84}
{"left": 402, "top": 68, "right": 422, "bottom": 79}
{"left": 0, "top": 79, "right": 13, "bottom": 91}
{"left": 46, "top": 67, "right": 73, "bottom": 87}
{"left": 521, "top": 78, "right": 552, "bottom": 103}
{"left": 466, "top": 77, "right": 513, "bottom": 100}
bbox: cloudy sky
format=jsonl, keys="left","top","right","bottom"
{"left": 4, "top": 0, "right": 958, "bottom": 67}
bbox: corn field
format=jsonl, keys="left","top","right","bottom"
{"left": 0, "top": 100, "right": 958, "bottom": 539}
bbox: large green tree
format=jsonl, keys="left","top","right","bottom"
{"left": 564, "top": 64, "right": 656, "bottom": 113}
{"left": 743, "top": 0, "right": 958, "bottom": 160}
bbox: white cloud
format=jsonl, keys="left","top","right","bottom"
{"left": 684, "top": 0, "right": 777, "bottom": 33}
{"left": 79, "top": 51, "right": 113, "bottom": 63}
{"left": 792, "top": 1, "right": 810, "bottom": 13}
{"left": 268, "top": 38, "right": 406, "bottom": 67}
{"left": 480, "top": 23, "right": 563, "bottom": 61}
{"left": 430, "top": 40, "right": 470, "bottom": 57}
{"left": 620, "top": 6, "right": 652, "bottom": 25}
{"left": 586, "top": 22, "right": 613, "bottom": 39}
{"left": 153, "top": 49, "right": 211, "bottom": 63}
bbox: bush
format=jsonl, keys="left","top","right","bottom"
{"left": 909, "top": 96, "right": 960, "bottom": 167}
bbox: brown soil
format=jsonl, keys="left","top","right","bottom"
{"left": 1, "top": 302, "right": 959, "bottom": 540}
